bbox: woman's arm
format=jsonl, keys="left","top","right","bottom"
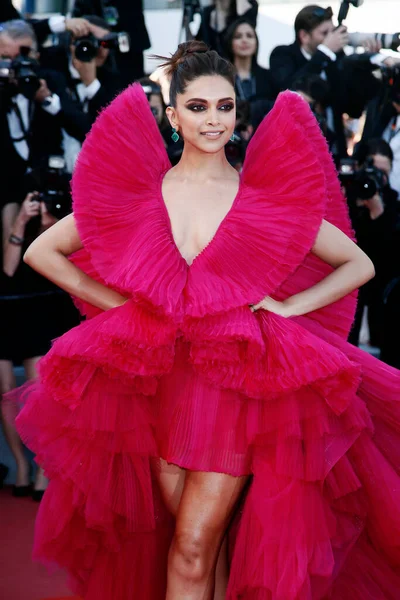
{"left": 24, "top": 213, "right": 128, "bottom": 311}
{"left": 2, "top": 195, "right": 40, "bottom": 277}
{"left": 251, "top": 219, "right": 375, "bottom": 317}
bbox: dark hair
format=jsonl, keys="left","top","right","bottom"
{"left": 224, "top": 18, "right": 259, "bottom": 68}
{"left": 294, "top": 5, "right": 333, "bottom": 42}
{"left": 291, "top": 74, "right": 330, "bottom": 107}
{"left": 361, "top": 138, "right": 394, "bottom": 164}
{"left": 158, "top": 40, "right": 235, "bottom": 107}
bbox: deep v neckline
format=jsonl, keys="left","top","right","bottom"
{"left": 158, "top": 169, "right": 242, "bottom": 268}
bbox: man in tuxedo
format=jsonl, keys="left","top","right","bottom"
{"left": 72, "top": 0, "right": 150, "bottom": 88}
{"left": 269, "top": 4, "right": 390, "bottom": 159}
{"left": 0, "top": 20, "right": 63, "bottom": 206}
{"left": 37, "top": 14, "right": 122, "bottom": 172}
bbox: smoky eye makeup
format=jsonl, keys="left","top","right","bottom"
{"left": 185, "top": 98, "right": 235, "bottom": 112}
{"left": 185, "top": 103, "right": 207, "bottom": 112}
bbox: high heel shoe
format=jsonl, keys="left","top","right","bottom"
{"left": 32, "top": 489, "right": 45, "bottom": 502}
{"left": 0, "top": 463, "right": 9, "bottom": 489}
{"left": 12, "top": 484, "right": 32, "bottom": 497}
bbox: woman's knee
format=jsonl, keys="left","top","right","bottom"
{"left": 170, "top": 526, "right": 218, "bottom": 583}
{"left": 0, "top": 360, "right": 16, "bottom": 395}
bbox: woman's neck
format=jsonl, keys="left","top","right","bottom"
{"left": 171, "top": 144, "right": 234, "bottom": 181}
{"left": 234, "top": 56, "right": 252, "bottom": 79}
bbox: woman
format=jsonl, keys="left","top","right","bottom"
{"left": 1, "top": 193, "right": 79, "bottom": 500}
{"left": 12, "top": 42, "right": 400, "bottom": 599}
{"left": 197, "top": 0, "right": 258, "bottom": 57}
{"left": 224, "top": 18, "right": 276, "bottom": 104}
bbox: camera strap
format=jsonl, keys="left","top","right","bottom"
{"left": 235, "top": 75, "right": 256, "bottom": 101}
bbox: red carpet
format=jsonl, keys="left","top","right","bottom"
{"left": 0, "top": 487, "right": 77, "bottom": 600}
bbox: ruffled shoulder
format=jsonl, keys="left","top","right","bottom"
{"left": 70, "top": 84, "right": 186, "bottom": 316}
{"left": 186, "top": 91, "right": 333, "bottom": 316}
{"left": 266, "top": 93, "right": 357, "bottom": 338}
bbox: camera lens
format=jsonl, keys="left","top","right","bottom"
{"left": 74, "top": 37, "right": 98, "bottom": 62}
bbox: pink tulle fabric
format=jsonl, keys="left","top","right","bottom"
{"left": 8, "top": 85, "right": 400, "bottom": 599}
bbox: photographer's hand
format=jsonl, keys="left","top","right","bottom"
{"left": 2, "top": 194, "right": 40, "bottom": 277}
{"left": 383, "top": 56, "right": 400, "bottom": 68}
{"left": 65, "top": 17, "right": 91, "bottom": 38}
{"left": 362, "top": 193, "right": 385, "bottom": 220}
{"left": 35, "top": 79, "right": 52, "bottom": 104}
{"left": 18, "top": 193, "right": 41, "bottom": 225}
{"left": 323, "top": 26, "right": 349, "bottom": 54}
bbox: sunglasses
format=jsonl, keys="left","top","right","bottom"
{"left": 311, "top": 6, "right": 333, "bottom": 19}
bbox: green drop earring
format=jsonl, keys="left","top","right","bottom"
{"left": 171, "top": 127, "right": 180, "bottom": 143}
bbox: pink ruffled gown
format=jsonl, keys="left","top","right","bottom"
{"left": 13, "top": 85, "right": 400, "bottom": 599}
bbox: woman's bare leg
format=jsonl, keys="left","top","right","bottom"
{"left": 166, "top": 470, "right": 249, "bottom": 600}
{"left": 23, "top": 357, "right": 48, "bottom": 491}
{"left": 0, "top": 359, "right": 30, "bottom": 486}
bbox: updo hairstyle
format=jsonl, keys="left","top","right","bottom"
{"left": 159, "top": 40, "right": 235, "bottom": 107}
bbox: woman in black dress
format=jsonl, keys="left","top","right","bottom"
{"left": 1, "top": 193, "right": 80, "bottom": 499}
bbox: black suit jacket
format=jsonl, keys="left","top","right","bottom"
{"left": 1, "top": 83, "right": 63, "bottom": 204}
{"left": 41, "top": 47, "right": 121, "bottom": 142}
{"left": 270, "top": 42, "right": 380, "bottom": 158}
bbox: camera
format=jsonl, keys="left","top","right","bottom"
{"left": 339, "top": 157, "right": 385, "bottom": 201}
{"left": 73, "top": 32, "right": 130, "bottom": 62}
{"left": 0, "top": 47, "right": 40, "bottom": 100}
{"left": 337, "top": 0, "right": 400, "bottom": 51}
{"left": 24, "top": 157, "right": 72, "bottom": 219}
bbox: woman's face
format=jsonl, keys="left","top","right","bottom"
{"left": 231, "top": 23, "right": 257, "bottom": 59}
{"left": 167, "top": 75, "right": 236, "bottom": 154}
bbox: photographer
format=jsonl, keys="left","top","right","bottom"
{"left": 1, "top": 192, "right": 79, "bottom": 500}
{"left": 344, "top": 140, "right": 400, "bottom": 350}
{"left": 72, "top": 0, "right": 150, "bottom": 88}
{"left": 39, "top": 15, "right": 122, "bottom": 172}
{"left": 269, "top": 5, "right": 390, "bottom": 159}
{"left": 0, "top": 20, "right": 63, "bottom": 204}
{"left": 196, "top": 0, "right": 258, "bottom": 57}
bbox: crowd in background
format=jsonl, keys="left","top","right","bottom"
{"left": 0, "top": 0, "right": 400, "bottom": 496}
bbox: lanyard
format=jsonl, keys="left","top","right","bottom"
{"left": 235, "top": 75, "right": 256, "bottom": 101}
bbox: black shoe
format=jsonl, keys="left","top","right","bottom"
{"left": 32, "top": 489, "right": 45, "bottom": 502}
{"left": 12, "top": 484, "right": 32, "bottom": 497}
{"left": 0, "top": 463, "right": 9, "bottom": 489}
